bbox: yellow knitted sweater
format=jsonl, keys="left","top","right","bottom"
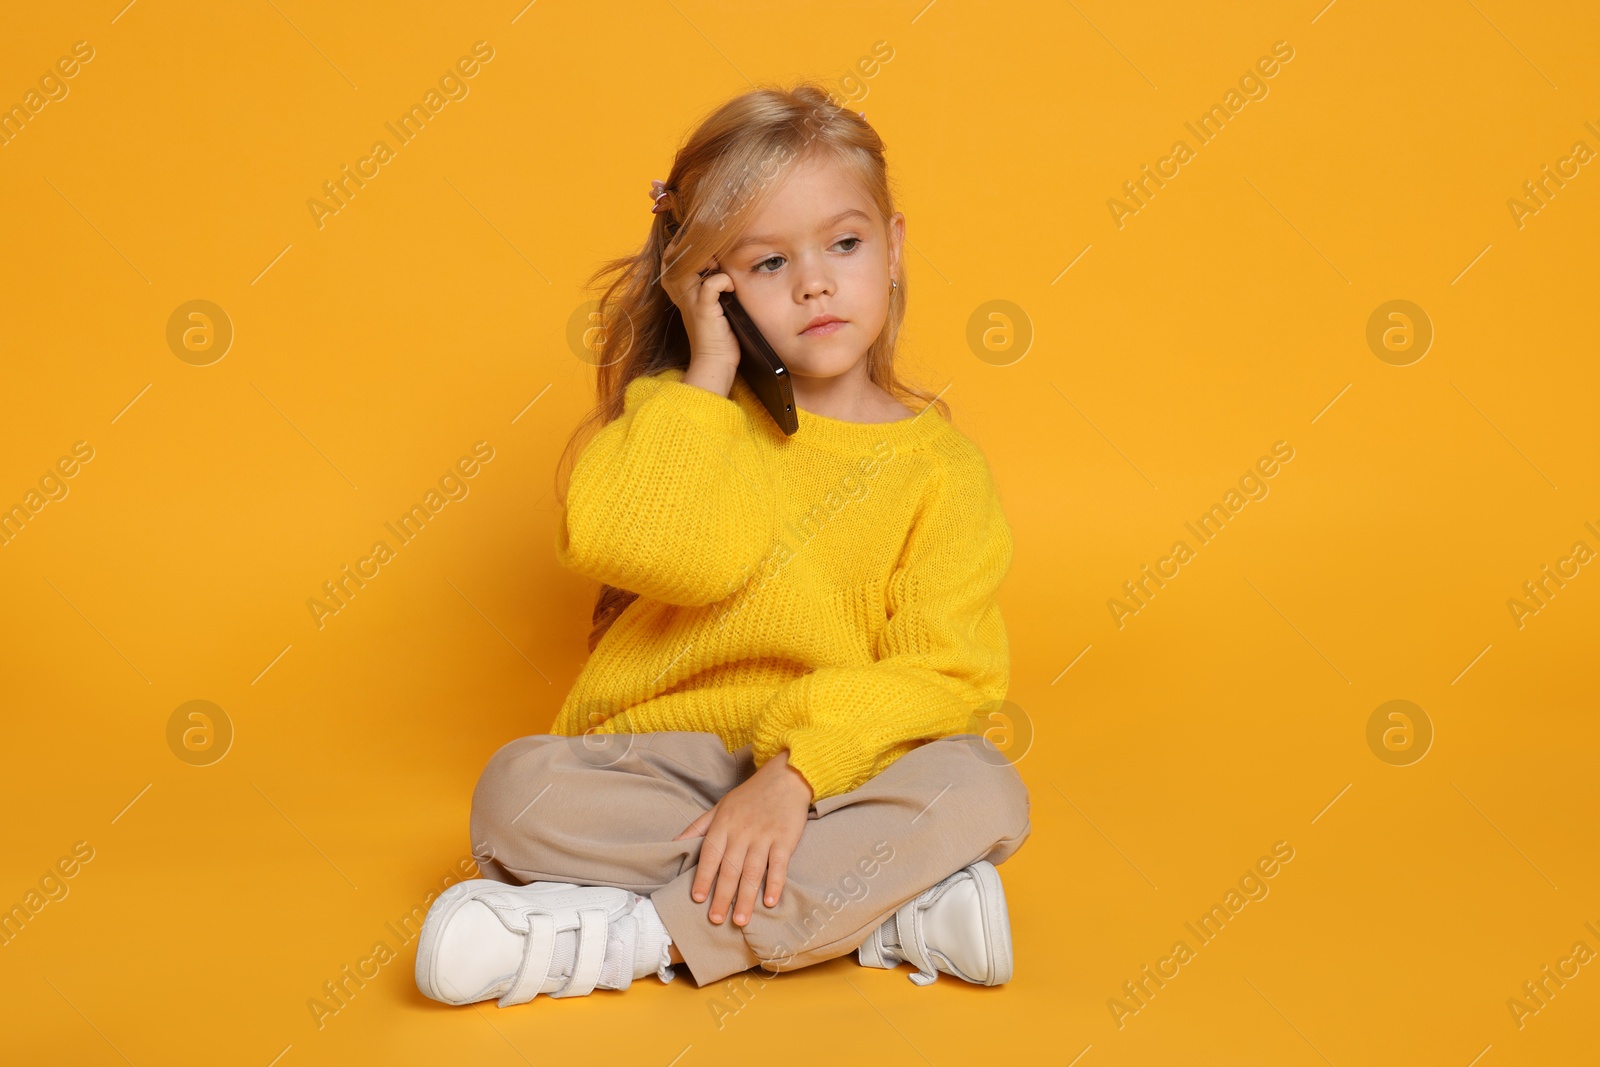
{"left": 551, "top": 365, "right": 1014, "bottom": 802}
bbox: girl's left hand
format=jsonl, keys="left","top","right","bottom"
{"left": 672, "top": 750, "right": 814, "bottom": 926}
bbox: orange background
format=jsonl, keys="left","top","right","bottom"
{"left": 2, "top": 2, "right": 1597, "bottom": 1064}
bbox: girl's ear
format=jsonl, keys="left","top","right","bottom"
{"left": 886, "top": 211, "right": 906, "bottom": 283}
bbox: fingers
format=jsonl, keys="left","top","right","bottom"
{"left": 709, "top": 845, "right": 761, "bottom": 925}
{"left": 731, "top": 848, "right": 768, "bottom": 926}
{"left": 684, "top": 793, "right": 808, "bottom": 926}
{"left": 661, "top": 232, "right": 714, "bottom": 287}
{"left": 696, "top": 269, "right": 734, "bottom": 299}
{"left": 763, "top": 846, "right": 792, "bottom": 909}
{"left": 690, "top": 831, "right": 726, "bottom": 906}
{"left": 687, "top": 806, "right": 744, "bottom": 923}
{"left": 661, "top": 234, "right": 726, "bottom": 299}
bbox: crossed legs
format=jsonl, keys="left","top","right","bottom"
{"left": 468, "top": 729, "right": 1031, "bottom": 988}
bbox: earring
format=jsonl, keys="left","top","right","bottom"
{"left": 891, "top": 279, "right": 898, "bottom": 292}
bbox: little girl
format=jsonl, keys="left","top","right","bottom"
{"left": 414, "top": 82, "right": 1031, "bottom": 1007}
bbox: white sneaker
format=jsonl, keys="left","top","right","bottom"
{"left": 414, "top": 879, "right": 675, "bottom": 1006}
{"left": 857, "top": 861, "right": 1013, "bottom": 986}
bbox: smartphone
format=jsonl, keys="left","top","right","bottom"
{"left": 666, "top": 221, "right": 798, "bottom": 435}
{"left": 718, "top": 289, "right": 798, "bottom": 435}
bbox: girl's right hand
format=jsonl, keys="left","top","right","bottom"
{"left": 661, "top": 229, "right": 743, "bottom": 389}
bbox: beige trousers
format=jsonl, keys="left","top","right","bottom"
{"left": 468, "top": 730, "right": 1032, "bottom": 988}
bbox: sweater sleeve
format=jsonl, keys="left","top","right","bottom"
{"left": 750, "top": 447, "right": 1014, "bottom": 802}
{"left": 555, "top": 369, "right": 779, "bottom": 606}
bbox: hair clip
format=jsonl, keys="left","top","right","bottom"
{"left": 649, "top": 178, "right": 674, "bottom": 215}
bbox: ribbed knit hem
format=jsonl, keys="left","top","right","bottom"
{"left": 792, "top": 395, "right": 947, "bottom": 452}
{"left": 651, "top": 377, "right": 749, "bottom": 437}
{"left": 753, "top": 720, "right": 876, "bottom": 804}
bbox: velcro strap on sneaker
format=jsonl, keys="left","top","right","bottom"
{"left": 895, "top": 899, "right": 940, "bottom": 986}
{"left": 856, "top": 922, "right": 897, "bottom": 969}
{"left": 549, "top": 908, "right": 608, "bottom": 998}
{"left": 499, "top": 912, "right": 558, "bottom": 1007}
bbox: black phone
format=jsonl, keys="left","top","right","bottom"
{"left": 718, "top": 289, "right": 798, "bottom": 435}
{"left": 666, "top": 220, "right": 798, "bottom": 435}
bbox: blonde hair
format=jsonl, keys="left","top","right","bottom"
{"left": 557, "top": 80, "right": 949, "bottom": 653}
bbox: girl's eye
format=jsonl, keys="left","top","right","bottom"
{"left": 750, "top": 236, "right": 863, "bottom": 273}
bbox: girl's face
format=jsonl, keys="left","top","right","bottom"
{"left": 718, "top": 153, "right": 904, "bottom": 380}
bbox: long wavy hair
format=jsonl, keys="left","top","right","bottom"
{"left": 556, "top": 80, "right": 950, "bottom": 654}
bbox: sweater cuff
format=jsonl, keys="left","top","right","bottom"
{"left": 754, "top": 721, "right": 886, "bottom": 804}
{"left": 647, "top": 379, "right": 746, "bottom": 437}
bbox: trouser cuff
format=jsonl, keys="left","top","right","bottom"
{"left": 649, "top": 867, "right": 763, "bottom": 988}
